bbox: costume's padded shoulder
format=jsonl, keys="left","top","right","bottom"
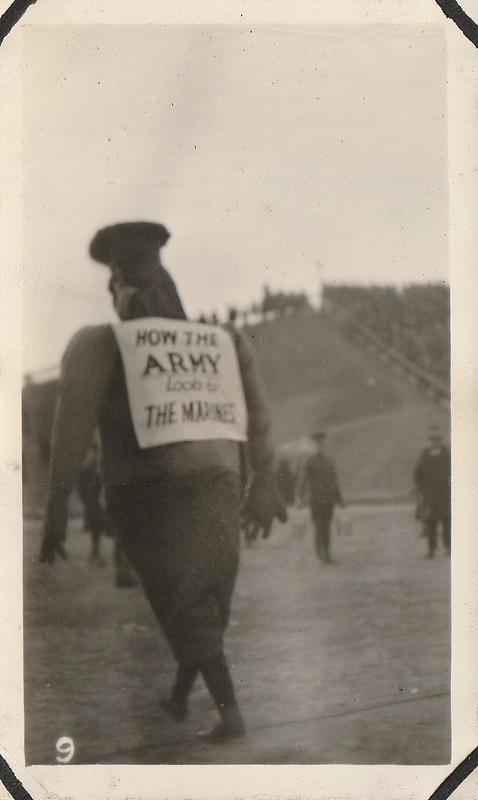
{"left": 223, "top": 324, "right": 254, "bottom": 364}
{"left": 62, "top": 324, "right": 117, "bottom": 368}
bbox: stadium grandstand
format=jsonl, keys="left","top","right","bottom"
{"left": 322, "top": 283, "right": 450, "bottom": 385}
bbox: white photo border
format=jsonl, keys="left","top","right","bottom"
{"left": 1, "top": 1, "right": 477, "bottom": 798}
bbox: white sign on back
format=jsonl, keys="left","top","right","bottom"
{"left": 112, "top": 318, "right": 248, "bottom": 449}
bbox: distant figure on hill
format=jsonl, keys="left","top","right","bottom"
{"left": 413, "top": 426, "right": 451, "bottom": 558}
{"left": 276, "top": 459, "right": 296, "bottom": 506}
{"left": 301, "top": 430, "right": 345, "bottom": 564}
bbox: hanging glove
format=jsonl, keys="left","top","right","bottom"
{"left": 242, "top": 472, "right": 288, "bottom": 540}
{"left": 39, "top": 495, "right": 69, "bottom": 565}
{"left": 40, "top": 530, "right": 68, "bottom": 564}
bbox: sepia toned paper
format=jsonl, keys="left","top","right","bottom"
{"left": 1, "top": 1, "right": 477, "bottom": 798}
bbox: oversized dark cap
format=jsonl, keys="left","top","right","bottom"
{"left": 89, "top": 221, "right": 170, "bottom": 265}
{"left": 89, "top": 221, "right": 186, "bottom": 320}
{"left": 90, "top": 222, "right": 169, "bottom": 284}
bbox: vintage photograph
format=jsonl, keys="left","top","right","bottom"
{"left": 18, "top": 19, "right": 454, "bottom": 771}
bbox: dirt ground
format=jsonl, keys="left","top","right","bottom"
{"left": 23, "top": 504, "right": 450, "bottom": 766}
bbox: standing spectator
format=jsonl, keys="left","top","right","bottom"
{"left": 78, "top": 436, "right": 138, "bottom": 586}
{"left": 77, "top": 437, "right": 107, "bottom": 566}
{"left": 302, "top": 430, "right": 344, "bottom": 563}
{"left": 414, "top": 425, "right": 451, "bottom": 558}
{"left": 276, "top": 459, "right": 296, "bottom": 507}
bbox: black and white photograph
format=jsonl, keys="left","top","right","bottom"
{"left": 1, "top": 1, "right": 478, "bottom": 798}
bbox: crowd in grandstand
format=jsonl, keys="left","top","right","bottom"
{"left": 196, "top": 283, "right": 450, "bottom": 387}
{"left": 198, "top": 287, "right": 311, "bottom": 327}
{"left": 323, "top": 283, "right": 450, "bottom": 383}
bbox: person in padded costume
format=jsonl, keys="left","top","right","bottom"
{"left": 40, "top": 221, "right": 286, "bottom": 742}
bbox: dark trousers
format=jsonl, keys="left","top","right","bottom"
{"left": 106, "top": 472, "right": 241, "bottom": 666}
{"left": 424, "top": 515, "right": 451, "bottom": 554}
{"left": 78, "top": 485, "right": 106, "bottom": 559}
{"left": 311, "top": 504, "right": 334, "bottom": 561}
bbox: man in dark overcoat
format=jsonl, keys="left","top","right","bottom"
{"left": 276, "top": 459, "right": 296, "bottom": 506}
{"left": 40, "top": 221, "right": 286, "bottom": 742}
{"left": 302, "top": 430, "right": 344, "bottom": 563}
{"left": 414, "top": 425, "right": 451, "bottom": 558}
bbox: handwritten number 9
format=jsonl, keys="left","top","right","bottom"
{"left": 55, "top": 736, "right": 75, "bottom": 764}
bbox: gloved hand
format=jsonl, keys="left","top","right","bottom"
{"left": 40, "top": 530, "right": 68, "bottom": 564}
{"left": 241, "top": 472, "right": 288, "bottom": 540}
{"left": 40, "top": 497, "right": 69, "bottom": 565}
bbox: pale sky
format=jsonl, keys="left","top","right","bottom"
{"left": 23, "top": 24, "right": 447, "bottom": 374}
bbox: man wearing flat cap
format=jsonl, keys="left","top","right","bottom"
{"left": 301, "top": 429, "right": 344, "bottom": 563}
{"left": 413, "top": 425, "right": 451, "bottom": 558}
{"left": 41, "top": 221, "right": 286, "bottom": 742}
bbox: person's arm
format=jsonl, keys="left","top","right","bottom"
{"left": 333, "top": 470, "right": 344, "bottom": 506}
{"left": 413, "top": 452, "right": 425, "bottom": 491}
{"left": 297, "top": 458, "right": 311, "bottom": 506}
{"left": 42, "top": 326, "right": 116, "bottom": 560}
{"left": 231, "top": 328, "right": 275, "bottom": 476}
{"left": 412, "top": 452, "right": 426, "bottom": 518}
{"left": 228, "top": 326, "right": 286, "bottom": 537}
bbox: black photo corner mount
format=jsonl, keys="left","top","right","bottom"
{"left": 434, "top": 0, "right": 478, "bottom": 46}
{"left": 0, "top": 753, "right": 34, "bottom": 800}
{"left": 0, "top": 0, "right": 38, "bottom": 46}
{"left": 428, "top": 746, "right": 478, "bottom": 800}
{"left": 0, "top": 0, "right": 476, "bottom": 797}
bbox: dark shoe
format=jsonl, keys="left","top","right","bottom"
{"left": 198, "top": 720, "right": 246, "bottom": 743}
{"left": 115, "top": 573, "right": 139, "bottom": 589}
{"left": 198, "top": 707, "right": 245, "bottom": 743}
{"left": 115, "top": 566, "right": 139, "bottom": 588}
{"left": 89, "top": 553, "right": 106, "bottom": 567}
{"left": 160, "top": 697, "right": 188, "bottom": 722}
